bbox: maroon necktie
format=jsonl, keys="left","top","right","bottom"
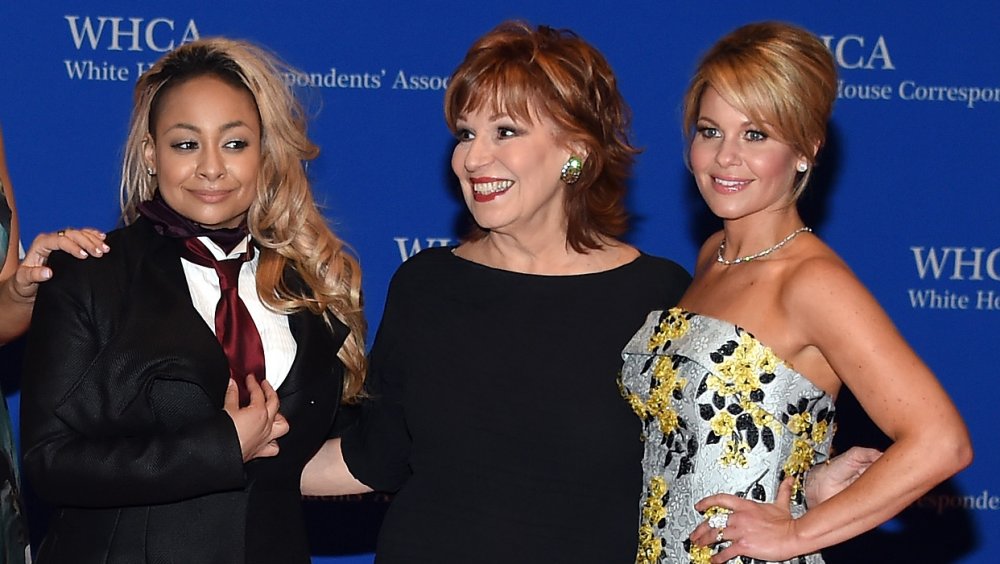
{"left": 180, "top": 237, "right": 266, "bottom": 406}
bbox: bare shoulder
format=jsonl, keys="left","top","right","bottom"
{"left": 783, "top": 248, "right": 856, "bottom": 299}
{"left": 780, "top": 241, "right": 891, "bottom": 343}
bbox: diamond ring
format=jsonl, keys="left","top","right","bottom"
{"left": 707, "top": 511, "right": 729, "bottom": 530}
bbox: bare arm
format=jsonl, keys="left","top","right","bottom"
{"left": 301, "top": 438, "right": 373, "bottom": 496}
{"left": 0, "top": 124, "right": 17, "bottom": 283}
{"left": 692, "top": 257, "right": 972, "bottom": 562}
{"left": 0, "top": 229, "right": 109, "bottom": 343}
{"left": 0, "top": 126, "right": 109, "bottom": 343}
{"left": 804, "top": 446, "right": 882, "bottom": 506}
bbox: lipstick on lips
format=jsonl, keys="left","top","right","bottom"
{"left": 711, "top": 175, "right": 751, "bottom": 194}
{"left": 470, "top": 177, "right": 513, "bottom": 203}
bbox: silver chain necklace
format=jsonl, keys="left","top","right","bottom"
{"left": 716, "top": 227, "right": 812, "bottom": 265}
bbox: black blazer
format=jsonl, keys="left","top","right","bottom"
{"left": 21, "top": 217, "right": 349, "bottom": 564}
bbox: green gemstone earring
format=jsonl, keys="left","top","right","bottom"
{"left": 560, "top": 155, "right": 583, "bottom": 184}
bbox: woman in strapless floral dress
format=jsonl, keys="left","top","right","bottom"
{"left": 619, "top": 21, "right": 972, "bottom": 564}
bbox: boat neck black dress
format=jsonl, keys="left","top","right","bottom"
{"left": 343, "top": 247, "right": 690, "bottom": 563}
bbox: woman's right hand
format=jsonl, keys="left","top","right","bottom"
{"left": 10, "top": 228, "right": 109, "bottom": 301}
{"left": 224, "top": 375, "right": 289, "bottom": 462}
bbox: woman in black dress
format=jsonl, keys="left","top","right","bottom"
{"left": 304, "top": 21, "right": 689, "bottom": 563}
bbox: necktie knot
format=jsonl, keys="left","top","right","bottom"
{"left": 178, "top": 236, "right": 265, "bottom": 406}
{"left": 213, "top": 257, "right": 244, "bottom": 290}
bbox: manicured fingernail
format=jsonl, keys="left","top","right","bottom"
{"left": 79, "top": 250, "right": 88, "bottom": 257}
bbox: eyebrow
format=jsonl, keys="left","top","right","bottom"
{"left": 454, "top": 112, "right": 513, "bottom": 124}
{"left": 164, "top": 120, "right": 252, "bottom": 134}
{"left": 696, "top": 116, "right": 760, "bottom": 129}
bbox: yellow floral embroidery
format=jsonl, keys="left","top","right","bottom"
{"left": 721, "top": 438, "right": 751, "bottom": 467}
{"left": 705, "top": 373, "right": 738, "bottom": 397}
{"left": 709, "top": 410, "right": 736, "bottom": 437}
{"left": 787, "top": 412, "right": 813, "bottom": 435}
{"left": 784, "top": 438, "right": 814, "bottom": 475}
{"left": 649, "top": 357, "right": 685, "bottom": 434}
{"left": 654, "top": 408, "right": 680, "bottom": 436}
{"left": 744, "top": 399, "right": 781, "bottom": 434}
{"left": 782, "top": 438, "right": 816, "bottom": 496}
{"left": 705, "top": 331, "right": 786, "bottom": 467}
{"left": 688, "top": 543, "right": 713, "bottom": 564}
{"left": 703, "top": 505, "right": 731, "bottom": 520}
{"left": 647, "top": 307, "right": 690, "bottom": 351}
{"left": 623, "top": 382, "right": 647, "bottom": 418}
{"left": 636, "top": 477, "right": 668, "bottom": 564}
{"left": 621, "top": 356, "right": 687, "bottom": 436}
{"left": 652, "top": 355, "right": 675, "bottom": 380}
{"left": 782, "top": 404, "right": 832, "bottom": 498}
{"left": 714, "top": 332, "right": 775, "bottom": 394}
{"left": 812, "top": 419, "right": 830, "bottom": 443}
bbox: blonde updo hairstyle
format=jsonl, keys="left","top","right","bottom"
{"left": 682, "top": 21, "right": 838, "bottom": 199}
{"left": 120, "top": 38, "right": 367, "bottom": 401}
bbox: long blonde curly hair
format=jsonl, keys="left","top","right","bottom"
{"left": 120, "top": 37, "right": 367, "bottom": 401}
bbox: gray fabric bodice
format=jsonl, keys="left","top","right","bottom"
{"left": 619, "top": 308, "right": 834, "bottom": 564}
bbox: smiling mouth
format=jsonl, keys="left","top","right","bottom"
{"left": 190, "top": 189, "right": 233, "bottom": 203}
{"left": 472, "top": 180, "right": 513, "bottom": 196}
{"left": 713, "top": 177, "right": 751, "bottom": 192}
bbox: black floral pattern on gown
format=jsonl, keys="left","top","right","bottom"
{"left": 619, "top": 308, "right": 835, "bottom": 564}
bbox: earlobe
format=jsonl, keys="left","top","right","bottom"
{"left": 142, "top": 133, "right": 156, "bottom": 173}
{"left": 805, "top": 141, "right": 821, "bottom": 165}
{"left": 568, "top": 142, "right": 590, "bottom": 162}
{"left": 797, "top": 143, "right": 819, "bottom": 173}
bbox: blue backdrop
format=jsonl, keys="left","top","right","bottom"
{"left": 0, "top": 2, "right": 997, "bottom": 562}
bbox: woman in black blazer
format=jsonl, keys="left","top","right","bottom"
{"left": 21, "top": 38, "right": 366, "bottom": 564}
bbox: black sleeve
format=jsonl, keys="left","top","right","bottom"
{"left": 340, "top": 270, "right": 414, "bottom": 492}
{"left": 20, "top": 250, "right": 246, "bottom": 508}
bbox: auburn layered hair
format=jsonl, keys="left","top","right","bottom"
{"left": 120, "top": 38, "right": 367, "bottom": 401}
{"left": 444, "top": 21, "right": 640, "bottom": 252}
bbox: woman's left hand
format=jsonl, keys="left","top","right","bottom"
{"left": 805, "top": 447, "right": 882, "bottom": 506}
{"left": 690, "top": 476, "right": 803, "bottom": 563}
{"left": 10, "top": 227, "right": 108, "bottom": 302}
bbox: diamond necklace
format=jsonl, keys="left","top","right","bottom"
{"left": 716, "top": 226, "right": 812, "bottom": 265}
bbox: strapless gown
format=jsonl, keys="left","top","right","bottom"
{"left": 619, "top": 307, "right": 834, "bottom": 564}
